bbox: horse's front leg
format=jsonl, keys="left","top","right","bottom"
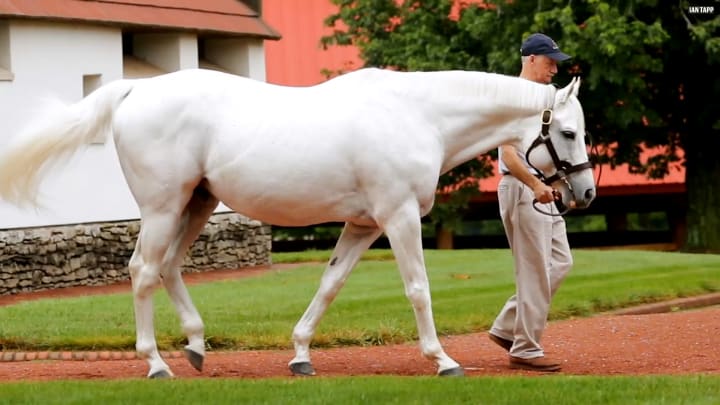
{"left": 383, "top": 203, "right": 464, "bottom": 376}
{"left": 289, "top": 222, "right": 382, "bottom": 376}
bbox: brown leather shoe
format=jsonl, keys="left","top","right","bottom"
{"left": 509, "top": 356, "right": 562, "bottom": 372}
{"left": 488, "top": 333, "right": 513, "bottom": 352}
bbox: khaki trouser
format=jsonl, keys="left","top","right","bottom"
{"left": 490, "top": 175, "right": 573, "bottom": 359}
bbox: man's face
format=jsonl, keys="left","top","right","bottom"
{"left": 528, "top": 55, "right": 558, "bottom": 84}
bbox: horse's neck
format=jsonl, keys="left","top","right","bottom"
{"left": 385, "top": 70, "right": 553, "bottom": 112}
{"left": 385, "top": 71, "right": 554, "bottom": 173}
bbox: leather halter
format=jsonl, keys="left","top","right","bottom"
{"left": 525, "top": 109, "right": 593, "bottom": 216}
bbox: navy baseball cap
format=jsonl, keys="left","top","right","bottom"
{"left": 520, "top": 33, "right": 571, "bottom": 61}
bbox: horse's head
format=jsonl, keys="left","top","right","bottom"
{"left": 523, "top": 77, "right": 596, "bottom": 213}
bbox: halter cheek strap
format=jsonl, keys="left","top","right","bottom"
{"left": 525, "top": 109, "right": 593, "bottom": 216}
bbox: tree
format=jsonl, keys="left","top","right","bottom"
{"left": 322, "top": 0, "right": 720, "bottom": 252}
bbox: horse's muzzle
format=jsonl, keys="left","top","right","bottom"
{"left": 573, "top": 187, "right": 596, "bottom": 209}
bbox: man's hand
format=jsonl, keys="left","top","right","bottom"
{"left": 532, "top": 183, "right": 557, "bottom": 204}
{"left": 501, "top": 144, "right": 562, "bottom": 205}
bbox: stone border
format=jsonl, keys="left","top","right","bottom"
{"left": 0, "top": 213, "right": 271, "bottom": 295}
{"left": 610, "top": 292, "right": 720, "bottom": 315}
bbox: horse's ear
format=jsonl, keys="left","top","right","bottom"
{"left": 572, "top": 76, "right": 581, "bottom": 98}
{"left": 555, "top": 76, "right": 580, "bottom": 104}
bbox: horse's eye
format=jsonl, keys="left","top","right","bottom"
{"left": 561, "top": 130, "right": 576, "bottom": 140}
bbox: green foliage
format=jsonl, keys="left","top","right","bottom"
{"left": 432, "top": 155, "right": 493, "bottom": 230}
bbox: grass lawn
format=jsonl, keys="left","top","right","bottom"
{"left": 0, "top": 249, "right": 718, "bottom": 404}
{"left": 0, "top": 375, "right": 719, "bottom": 405}
{"left": 0, "top": 249, "right": 717, "bottom": 351}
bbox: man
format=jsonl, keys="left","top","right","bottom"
{"left": 488, "top": 33, "right": 573, "bottom": 372}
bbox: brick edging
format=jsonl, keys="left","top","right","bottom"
{"left": 0, "top": 350, "right": 185, "bottom": 362}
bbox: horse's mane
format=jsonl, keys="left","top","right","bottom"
{"left": 345, "top": 68, "right": 555, "bottom": 114}
{"left": 466, "top": 71, "right": 556, "bottom": 112}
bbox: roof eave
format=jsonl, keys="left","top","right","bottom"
{"left": 2, "top": 14, "right": 281, "bottom": 40}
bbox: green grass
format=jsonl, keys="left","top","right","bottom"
{"left": 1, "top": 375, "right": 719, "bottom": 405}
{"left": 272, "top": 248, "right": 395, "bottom": 263}
{"left": 0, "top": 249, "right": 719, "bottom": 404}
{"left": 0, "top": 249, "right": 718, "bottom": 351}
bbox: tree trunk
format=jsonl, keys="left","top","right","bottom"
{"left": 683, "top": 131, "right": 720, "bottom": 253}
{"left": 435, "top": 225, "right": 454, "bottom": 250}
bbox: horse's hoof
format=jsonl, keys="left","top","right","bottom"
{"left": 289, "top": 362, "right": 316, "bottom": 376}
{"left": 438, "top": 367, "right": 465, "bottom": 377}
{"left": 184, "top": 348, "right": 204, "bottom": 371}
{"left": 148, "top": 370, "right": 173, "bottom": 379}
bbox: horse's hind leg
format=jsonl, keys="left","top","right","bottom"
{"left": 289, "top": 222, "right": 383, "bottom": 376}
{"left": 159, "top": 186, "right": 219, "bottom": 372}
{"left": 131, "top": 186, "right": 217, "bottom": 379}
{"left": 383, "top": 203, "right": 463, "bottom": 376}
{"left": 130, "top": 210, "right": 187, "bottom": 378}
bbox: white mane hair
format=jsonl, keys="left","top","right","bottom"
{"left": 334, "top": 68, "right": 556, "bottom": 115}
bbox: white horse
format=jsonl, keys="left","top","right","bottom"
{"left": 0, "top": 68, "right": 595, "bottom": 378}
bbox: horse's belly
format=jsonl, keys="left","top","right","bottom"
{"left": 207, "top": 176, "right": 375, "bottom": 227}
{"left": 230, "top": 204, "right": 373, "bottom": 227}
{"left": 201, "top": 112, "right": 440, "bottom": 227}
{"left": 219, "top": 196, "right": 376, "bottom": 227}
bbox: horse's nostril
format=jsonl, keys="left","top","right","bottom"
{"left": 585, "top": 188, "right": 596, "bottom": 201}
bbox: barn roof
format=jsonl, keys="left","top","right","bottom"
{"left": 0, "top": 0, "right": 280, "bottom": 39}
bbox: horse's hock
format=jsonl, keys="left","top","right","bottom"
{"left": 0, "top": 213, "right": 272, "bottom": 296}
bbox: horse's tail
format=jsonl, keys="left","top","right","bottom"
{"left": 0, "top": 79, "right": 135, "bottom": 206}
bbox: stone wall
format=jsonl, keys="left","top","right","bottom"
{"left": 0, "top": 213, "right": 271, "bottom": 295}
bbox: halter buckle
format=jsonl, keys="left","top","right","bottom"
{"left": 541, "top": 109, "right": 553, "bottom": 126}
{"left": 540, "top": 109, "right": 553, "bottom": 137}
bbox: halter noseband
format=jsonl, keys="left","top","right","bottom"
{"left": 525, "top": 109, "right": 593, "bottom": 216}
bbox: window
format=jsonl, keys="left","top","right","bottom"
{"left": 83, "top": 74, "right": 102, "bottom": 97}
{"left": 0, "top": 21, "right": 13, "bottom": 81}
{"left": 121, "top": 32, "right": 167, "bottom": 79}
{"left": 198, "top": 38, "right": 229, "bottom": 73}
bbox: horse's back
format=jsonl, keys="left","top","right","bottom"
{"left": 109, "top": 68, "right": 440, "bottom": 226}
{"left": 113, "top": 68, "right": 426, "bottom": 156}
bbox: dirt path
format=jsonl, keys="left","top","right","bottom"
{"left": 1, "top": 265, "right": 718, "bottom": 381}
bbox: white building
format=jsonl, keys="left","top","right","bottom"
{"left": 0, "top": 0, "right": 278, "bottom": 229}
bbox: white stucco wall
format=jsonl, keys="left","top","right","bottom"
{"left": 0, "top": 21, "right": 136, "bottom": 229}
{"left": 0, "top": 20, "right": 267, "bottom": 229}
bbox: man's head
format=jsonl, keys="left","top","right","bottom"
{"left": 521, "top": 33, "right": 571, "bottom": 62}
{"left": 519, "top": 33, "right": 571, "bottom": 84}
